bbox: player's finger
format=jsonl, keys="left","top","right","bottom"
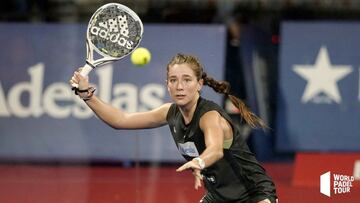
{"left": 75, "top": 71, "right": 90, "bottom": 82}
{"left": 74, "top": 72, "right": 81, "bottom": 78}
{"left": 194, "top": 176, "right": 202, "bottom": 190}
{"left": 76, "top": 67, "right": 83, "bottom": 73}
{"left": 70, "top": 76, "right": 79, "bottom": 84}
{"left": 69, "top": 78, "right": 77, "bottom": 84}
{"left": 176, "top": 164, "right": 188, "bottom": 172}
{"left": 194, "top": 169, "right": 203, "bottom": 180}
{"left": 69, "top": 79, "right": 75, "bottom": 85}
{"left": 176, "top": 162, "right": 193, "bottom": 172}
{"left": 192, "top": 170, "right": 200, "bottom": 178}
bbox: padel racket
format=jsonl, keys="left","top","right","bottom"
{"left": 76, "top": 3, "right": 143, "bottom": 80}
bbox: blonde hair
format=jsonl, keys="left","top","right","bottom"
{"left": 167, "top": 53, "right": 267, "bottom": 129}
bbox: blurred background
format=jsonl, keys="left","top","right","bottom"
{"left": 1, "top": 0, "right": 360, "bottom": 202}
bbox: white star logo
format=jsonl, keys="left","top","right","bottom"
{"left": 293, "top": 46, "right": 353, "bottom": 103}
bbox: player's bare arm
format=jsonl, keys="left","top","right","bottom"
{"left": 176, "top": 110, "right": 225, "bottom": 172}
{"left": 197, "top": 110, "right": 226, "bottom": 166}
{"left": 70, "top": 68, "right": 171, "bottom": 130}
{"left": 86, "top": 97, "right": 171, "bottom": 129}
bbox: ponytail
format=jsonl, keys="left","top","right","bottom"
{"left": 202, "top": 72, "right": 267, "bottom": 129}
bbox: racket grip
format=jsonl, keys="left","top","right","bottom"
{"left": 80, "top": 64, "right": 93, "bottom": 77}
{"left": 71, "top": 64, "right": 93, "bottom": 89}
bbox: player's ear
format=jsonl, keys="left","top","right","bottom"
{"left": 166, "top": 80, "right": 170, "bottom": 92}
{"left": 198, "top": 78, "right": 203, "bottom": 91}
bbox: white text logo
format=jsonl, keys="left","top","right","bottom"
{"left": 0, "top": 63, "right": 165, "bottom": 119}
{"left": 320, "top": 171, "right": 355, "bottom": 197}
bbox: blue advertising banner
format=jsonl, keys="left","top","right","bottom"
{"left": 0, "top": 23, "right": 225, "bottom": 162}
{"left": 276, "top": 22, "right": 360, "bottom": 151}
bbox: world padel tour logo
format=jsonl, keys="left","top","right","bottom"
{"left": 320, "top": 171, "right": 355, "bottom": 197}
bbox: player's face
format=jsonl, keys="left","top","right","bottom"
{"left": 167, "top": 63, "right": 203, "bottom": 107}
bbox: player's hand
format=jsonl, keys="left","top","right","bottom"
{"left": 176, "top": 160, "right": 203, "bottom": 190}
{"left": 192, "top": 168, "right": 203, "bottom": 190}
{"left": 176, "top": 159, "right": 202, "bottom": 172}
{"left": 69, "top": 67, "right": 90, "bottom": 90}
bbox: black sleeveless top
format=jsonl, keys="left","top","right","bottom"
{"left": 166, "top": 97, "right": 277, "bottom": 202}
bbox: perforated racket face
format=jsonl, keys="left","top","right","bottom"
{"left": 87, "top": 4, "right": 143, "bottom": 59}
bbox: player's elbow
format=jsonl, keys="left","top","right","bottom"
{"left": 108, "top": 116, "right": 127, "bottom": 130}
{"left": 217, "top": 150, "right": 224, "bottom": 160}
{"left": 213, "top": 148, "right": 223, "bottom": 161}
{"left": 106, "top": 119, "right": 124, "bottom": 130}
{"left": 109, "top": 124, "right": 120, "bottom": 130}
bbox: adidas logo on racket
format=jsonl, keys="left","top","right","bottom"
{"left": 90, "top": 12, "right": 135, "bottom": 50}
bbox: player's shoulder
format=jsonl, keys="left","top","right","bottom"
{"left": 157, "top": 102, "right": 172, "bottom": 112}
{"left": 198, "top": 97, "right": 222, "bottom": 112}
{"left": 148, "top": 102, "right": 172, "bottom": 116}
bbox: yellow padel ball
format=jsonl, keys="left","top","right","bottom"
{"left": 131, "top": 47, "right": 151, "bottom": 66}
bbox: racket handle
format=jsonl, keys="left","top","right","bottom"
{"left": 71, "top": 64, "right": 93, "bottom": 89}
{"left": 79, "top": 64, "right": 93, "bottom": 77}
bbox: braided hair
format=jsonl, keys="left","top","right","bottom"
{"left": 167, "top": 53, "right": 266, "bottom": 129}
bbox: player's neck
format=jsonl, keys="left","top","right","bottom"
{"left": 179, "top": 95, "right": 200, "bottom": 125}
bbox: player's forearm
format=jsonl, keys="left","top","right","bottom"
{"left": 198, "top": 146, "right": 224, "bottom": 169}
{"left": 84, "top": 95, "right": 126, "bottom": 129}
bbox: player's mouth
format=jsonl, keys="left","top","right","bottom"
{"left": 175, "top": 94, "right": 186, "bottom": 99}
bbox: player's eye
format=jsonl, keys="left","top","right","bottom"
{"left": 184, "top": 78, "right": 192, "bottom": 83}
{"left": 169, "top": 78, "right": 177, "bottom": 83}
